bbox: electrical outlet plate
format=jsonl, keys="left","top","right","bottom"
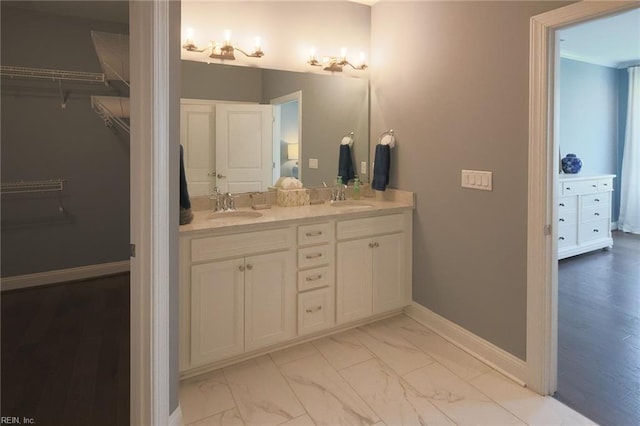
{"left": 461, "top": 170, "right": 492, "bottom": 191}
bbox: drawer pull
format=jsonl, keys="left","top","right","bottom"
{"left": 592, "top": 184, "right": 597, "bottom": 188}
{"left": 368, "top": 242, "right": 374, "bottom": 248}
{"left": 305, "top": 253, "right": 323, "bottom": 260}
{"left": 305, "top": 231, "right": 323, "bottom": 237}
{"left": 559, "top": 237, "right": 565, "bottom": 241}
{"left": 305, "top": 306, "right": 323, "bottom": 314}
{"left": 602, "top": 183, "right": 609, "bottom": 187}
{"left": 305, "top": 274, "right": 323, "bottom": 282}
{"left": 238, "top": 265, "right": 245, "bottom": 272}
{"left": 594, "top": 212, "right": 600, "bottom": 216}
{"left": 566, "top": 187, "right": 571, "bottom": 191}
{"left": 559, "top": 203, "right": 565, "bottom": 207}
{"left": 559, "top": 218, "right": 565, "bottom": 222}
{"left": 246, "top": 264, "right": 253, "bottom": 270}
{"left": 374, "top": 242, "right": 380, "bottom": 248}
{"left": 594, "top": 198, "right": 600, "bottom": 202}
{"left": 593, "top": 229, "right": 599, "bottom": 233}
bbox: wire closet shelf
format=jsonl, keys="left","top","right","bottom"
{"left": 1, "top": 179, "right": 65, "bottom": 195}
{"left": 0, "top": 65, "right": 105, "bottom": 84}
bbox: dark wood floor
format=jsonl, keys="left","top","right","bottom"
{"left": 555, "top": 231, "right": 640, "bottom": 426}
{"left": 1, "top": 273, "right": 130, "bottom": 426}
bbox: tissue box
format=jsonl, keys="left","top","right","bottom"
{"left": 277, "top": 188, "right": 310, "bottom": 207}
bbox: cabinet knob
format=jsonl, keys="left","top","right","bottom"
{"left": 559, "top": 203, "right": 565, "bottom": 207}
{"left": 368, "top": 242, "right": 374, "bottom": 248}
{"left": 594, "top": 212, "right": 600, "bottom": 216}
{"left": 217, "top": 173, "right": 227, "bottom": 179}
{"left": 559, "top": 218, "right": 565, "bottom": 222}
{"left": 305, "top": 306, "right": 322, "bottom": 314}
{"left": 594, "top": 199, "right": 600, "bottom": 202}
{"left": 246, "top": 264, "right": 253, "bottom": 270}
{"left": 238, "top": 265, "right": 245, "bottom": 272}
{"left": 375, "top": 242, "right": 380, "bottom": 248}
{"left": 593, "top": 229, "right": 599, "bottom": 233}
{"left": 559, "top": 236, "right": 565, "bottom": 241}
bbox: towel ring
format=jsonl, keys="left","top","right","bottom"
{"left": 341, "top": 132, "right": 354, "bottom": 147}
{"left": 378, "top": 129, "right": 396, "bottom": 148}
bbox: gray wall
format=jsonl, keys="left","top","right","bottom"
{"left": 1, "top": 4, "right": 129, "bottom": 277}
{"left": 370, "top": 0, "right": 569, "bottom": 360}
{"left": 559, "top": 58, "right": 621, "bottom": 218}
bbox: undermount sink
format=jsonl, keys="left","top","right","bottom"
{"left": 330, "top": 200, "right": 375, "bottom": 209}
{"left": 206, "top": 210, "right": 263, "bottom": 221}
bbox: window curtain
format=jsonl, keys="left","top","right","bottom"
{"left": 619, "top": 66, "right": 640, "bottom": 234}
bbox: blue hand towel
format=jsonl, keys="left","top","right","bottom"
{"left": 180, "top": 145, "right": 194, "bottom": 224}
{"left": 338, "top": 144, "right": 355, "bottom": 183}
{"left": 372, "top": 144, "right": 391, "bottom": 191}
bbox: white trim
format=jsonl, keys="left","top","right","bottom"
{"left": 169, "top": 405, "right": 183, "bottom": 426}
{"left": 612, "top": 220, "right": 619, "bottom": 231}
{"left": 527, "top": 0, "right": 640, "bottom": 396}
{"left": 404, "top": 303, "right": 527, "bottom": 386}
{"left": 560, "top": 51, "right": 619, "bottom": 69}
{"left": 1, "top": 261, "right": 130, "bottom": 291}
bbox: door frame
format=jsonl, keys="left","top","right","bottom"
{"left": 130, "top": 0, "right": 180, "bottom": 423}
{"left": 526, "top": 0, "right": 640, "bottom": 395}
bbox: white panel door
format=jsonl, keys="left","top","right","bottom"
{"left": 190, "top": 259, "right": 244, "bottom": 366}
{"left": 180, "top": 101, "right": 215, "bottom": 196}
{"left": 372, "top": 232, "right": 406, "bottom": 314}
{"left": 216, "top": 104, "right": 273, "bottom": 193}
{"left": 336, "top": 238, "right": 373, "bottom": 324}
{"left": 244, "top": 250, "right": 296, "bottom": 352}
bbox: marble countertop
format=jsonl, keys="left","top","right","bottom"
{"left": 180, "top": 192, "right": 414, "bottom": 235}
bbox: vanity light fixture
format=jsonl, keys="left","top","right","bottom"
{"left": 182, "top": 28, "right": 264, "bottom": 60}
{"left": 308, "top": 47, "right": 367, "bottom": 72}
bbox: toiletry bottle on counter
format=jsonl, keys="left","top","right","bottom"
{"left": 353, "top": 178, "right": 361, "bottom": 200}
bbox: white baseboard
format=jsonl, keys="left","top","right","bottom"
{"left": 1, "top": 260, "right": 130, "bottom": 291}
{"left": 169, "top": 405, "right": 183, "bottom": 426}
{"left": 404, "top": 302, "right": 527, "bottom": 386}
{"left": 611, "top": 221, "right": 618, "bottom": 231}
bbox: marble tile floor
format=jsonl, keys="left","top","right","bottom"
{"left": 180, "top": 314, "right": 594, "bottom": 426}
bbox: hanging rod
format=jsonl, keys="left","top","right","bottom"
{"left": 0, "top": 65, "right": 105, "bottom": 84}
{"left": 1, "top": 179, "right": 65, "bottom": 195}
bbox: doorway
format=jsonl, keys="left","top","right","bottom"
{"left": 526, "top": 0, "right": 640, "bottom": 410}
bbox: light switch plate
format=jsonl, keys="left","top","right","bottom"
{"left": 461, "top": 170, "right": 493, "bottom": 191}
{"left": 309, "top": 158, "right": 319, "bottom": 169}
{"left": 360, "top": 161, "right": 367, "bottom": 174}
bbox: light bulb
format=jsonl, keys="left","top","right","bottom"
{"left": 254, "top": 36, "right": 261, "bottom": 51}
{"left": 340, "top": 47, "right": 347, "bottom": 61}
{"left": 185, "top": 27, "right": 195, "bottom": 45}
{"left": 223, "top": 29, "right": 232, "bottom": 46}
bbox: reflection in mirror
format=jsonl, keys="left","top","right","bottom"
{"left": 180, "top": 60, "right": 369, "bottom": 195}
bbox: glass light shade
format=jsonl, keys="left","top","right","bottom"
{"left": 287, "top": 144, "right": 299, "bottom": 160}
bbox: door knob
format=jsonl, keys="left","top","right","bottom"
{"left": 217, "top": 173, "right": 227, "bottom": 179}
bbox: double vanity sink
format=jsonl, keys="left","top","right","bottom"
{"left": 179, "top": 190, "right": 414, "bottom": 377}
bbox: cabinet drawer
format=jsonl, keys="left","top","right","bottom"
{"left": 558, "top": 224, "right": 577, "bottom": 248}
{"left": 558, "top": 207, "right": 577, "bottom": 225}
{"left": 558, "top": 196, "right": 577, "bottom": 210}
{"left": 598, "top": 178, "right": 613, "bottom": 192}
{"left": 298, "top": 287, "right": 335, "bottom": 336}
{"left": 298, "top": 244, "right": 334, "bottom": 269}
{"left": 298, "top": 222, "right": 333, "bottom": 246}
{"left": 337, "top": 213, "right": 405, "bottom": 240}
{"left": 192, "top": 227, "right": 294, "bottom": 262}
{"left": 579, "top": 218, "right": 610, "bottom": 243}
{"left": 581, "top": 192, "right": 610, "bottom": 208}
{"left": 298, "top": 266, "right": 334, "bottom": 292}
{"left": 562, "top": 179, "right": 598, "bottom": 196}
{"left": 582, "top": 204, "right": 610, "bottom": 223}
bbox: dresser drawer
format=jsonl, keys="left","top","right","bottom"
{"left": 558, "top": 196, "right": 577, "bottom": 210}
{"left": 192, "top": 227, "right": 294, "bottom": 262}
{"left": 558, "top": 224, "right": 577, "bottom": 248}
{"left": 558, "top": 207, "right": 577, "bottom": 225}
{"left": 561, "top": 179, "right": 598, "bottom": 196}
{"left": 337, "top": 214, "right": 405, "bottom": 240}
{"left": 598, "top": 178, "right": 613, "bottom": 192}
{"left": 579, "top": 219, "right": 610, "bottom": 243}
{"left": 582, "top": 204, "right": 610, "bottom": 223}
{"left": 298, "top": 287, "right": 335, "bottom": 336}
{"left": 298, "top": 266, "right": 334, "bottom": 292}
{"left": 298, "top": 222, "right": 333, "bottom": 246}
{"left": 581, "top": 192, "right": 610, "bottom": 208}
{"left": 298, "top": 244, "right": 334, "bottom": 269}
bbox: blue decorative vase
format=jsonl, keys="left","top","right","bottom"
{"left": 561, "top": 153, "right": 582, "bottom": 174}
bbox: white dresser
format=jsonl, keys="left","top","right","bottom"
{"left": 558, "top": 174, "right": 615, "bottom": 260}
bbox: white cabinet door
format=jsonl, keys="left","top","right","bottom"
{"left": 180, "top": 101, "right": 216, "bottom": 196}
{"left": 245, "top": 250, "right": 296, "bottom": 352}
{"left": 336, "top": 238, "right": 373, "bottom": 324}
{"left": 216, "top": 104, "right": 273, "bottom": 193}
{"left": 372, "top": 233, "right": 406, "bottom": 314}
{"left": 191, "top": 259, "right": 244, "bottom": 366}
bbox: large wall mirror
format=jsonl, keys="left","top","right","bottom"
{"left": 181, "top": 60, "right": 369, "bottom": 195}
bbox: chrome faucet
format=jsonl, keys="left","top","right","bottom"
{"left": 212, "top": 187, "right": 224, "bottom": 211}
{"left": 224, "top": 192, "right": 236, "bottom": 211}
{"left": 338, "top": 184, "right": 347, "bottom": 201}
